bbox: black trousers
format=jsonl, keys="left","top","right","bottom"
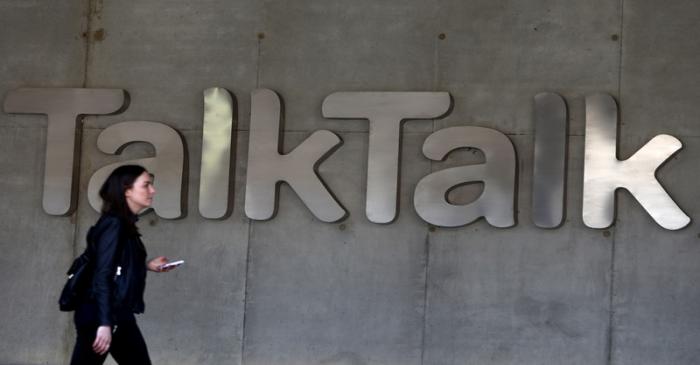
{"left": 70, "top": 319, "right": 152, "bottom": 365}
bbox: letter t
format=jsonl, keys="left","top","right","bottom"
{"left": 323, "top": 92, "right": 450, "bottom": 223}
{"left": 3, "top": 88, "right": 125, "bottom": 215}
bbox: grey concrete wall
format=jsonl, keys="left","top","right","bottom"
{"left": 1, "top": 1, "right": 699, "bottom": 364}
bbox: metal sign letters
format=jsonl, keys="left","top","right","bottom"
{"left": 2, "top": 87, "right": 690, "bottom": 230}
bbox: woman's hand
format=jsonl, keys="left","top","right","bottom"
{"left": 147, "top": 256, "right": 173, "bottom": 272}
{"left": 92, "top": 325, "right": 112, "bottom": 355}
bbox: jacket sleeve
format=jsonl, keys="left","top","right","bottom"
{"left": 91, "top": 216, "right": 121, "bottom": 327}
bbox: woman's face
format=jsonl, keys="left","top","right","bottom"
{"left": 125, "top": 171, "right": 156, "bottom": 214}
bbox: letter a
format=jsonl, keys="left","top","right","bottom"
{"left": 87, "top": 121, "right": 185, "bottom": 219}
{"left": 414, "top": 126, "right": 516, "bottom": 227}
{"left": 582, "top": 94, "right": 690, "bottom": 230}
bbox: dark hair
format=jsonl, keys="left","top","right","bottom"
{"left": 99, "top": 164, "right": 147, "bottom": 234}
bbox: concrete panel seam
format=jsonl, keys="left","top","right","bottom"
{"left": 239, "top": 220, "right": 254, "bottom": 365}
{"left": 256, "top": 36, "right": 262, "bottom": 88}
{"left": 63, "top": 0, "right": 94, "bottom": 357}
{"left": 419, "top": 231, "right": 431, "bottom": 365}
{"left": 606, "top": 227, "right": 619, "bottom": 365}
{"left": 82, "top": 0, "right": 94, "bottom": 88}
{"left": 608, "top": 1, "right": 623, "bottom": 361}
{"left": 0, "top": 125, "right": 46, "bottom": 131}
{"left": 81, "top": 126, "right": 253, "bottom": 133}
{"left": 617, "top": 0, "right": 625, "bottom": 108}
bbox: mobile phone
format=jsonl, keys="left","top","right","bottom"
{"left": 159, "top": 260, "right": 184, "bottom": 270}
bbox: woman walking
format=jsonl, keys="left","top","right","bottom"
{"left": 70, "top": 165, "right": 175, "bottom": 364}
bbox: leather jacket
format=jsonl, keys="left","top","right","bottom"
{"left": 80, "top": 213, "right": 148, "bottom": 326}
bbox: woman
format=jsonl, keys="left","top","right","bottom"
{"left": 71, "top": 165, "right": 174, "bottom": 364}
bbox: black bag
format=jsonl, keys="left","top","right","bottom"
{"left": 58, "top": 250, "right": 92, "bottom": 312}
{"left": 59, "top": 221, "right": 126, "bottom": 312}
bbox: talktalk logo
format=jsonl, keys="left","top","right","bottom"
{"left": 2, "top": 87, "right": 690, "bottom": 230}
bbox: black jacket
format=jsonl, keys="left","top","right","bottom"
{"left": 77, "top": 214, "right": 148, "bottom": 327}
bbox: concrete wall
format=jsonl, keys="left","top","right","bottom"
{"left": 1, "top": 1, "right": 699, "bottom": 364}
